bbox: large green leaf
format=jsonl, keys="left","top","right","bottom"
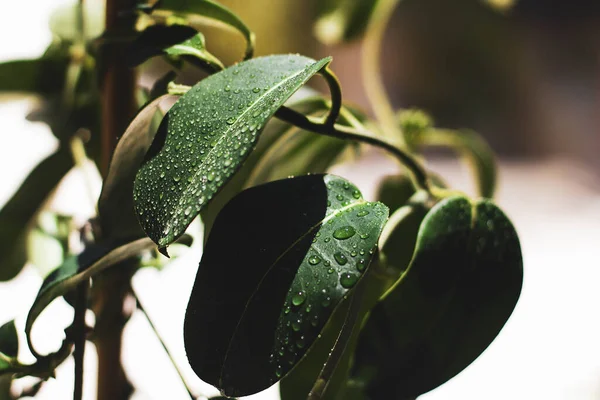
{"left": 98, "top": 94, "right": 176, "bottom": 241}
{"left": 184, "top": 174, "right": 389, "bottom": 396}
{"left": 25, "top": 239, "right": 154, "bottom": 357}
{"left": 0, "top": 150, "right": 72, "bottom": 281}
{"left": 314, "top": 0, "right": 379, "bottom": 45}
{"left": 134, "top": 54, "right": 331, "bottom": 249}
{"left": 155, "top": 0, "right": 255, "bottom": 59}
{"left": 349, "top": 196, "right": 523, "bottom": 399}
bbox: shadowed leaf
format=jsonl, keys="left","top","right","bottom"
{"left": 184, "top": 174, "right": 388, "bottom": 396}
{"left": 349, "top": 196, "right": 523, "bottom": 398}
{"left": 314, "top": 0, "right": 379, "bottom": 45}
{"left": 134, "top": 54, "right": 331, "bottom": 249}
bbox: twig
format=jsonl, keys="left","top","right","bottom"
{"left": 132, "top": 290, "right": 196, "bottom": 399}
{"left": 72, "top": 282, "right": 89, "bottom": 400}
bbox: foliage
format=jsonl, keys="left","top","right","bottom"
{"left": 0, "top": 0, "right": 522, "bottom": 399}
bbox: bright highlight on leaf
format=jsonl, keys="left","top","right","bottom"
{"left": 133, "top": 54, "right": 331, "bottom": 249}
{"left": 184, "top": 174, "right": 388, "bottom": 397}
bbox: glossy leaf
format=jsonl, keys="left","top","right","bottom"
{"left": 184, "top": 174, "right": 389, "bottom": 396}
{"left": 0, "top": 150, "right": 72, "bottom": 281}
{"left": 25, "top": 239, "right": 154, "bottom": 357}
{"left": 314, "top": 0, "right": 379, "bottom": 45}
{"left": 349, "top": 196, "right": 523, "bottom": 399}
{"left": 98, "top": 95, "right": 177, "bottom": 241}
{"left": 128, "top": 25, "right": 223, "bottom": 71}
{"left": 155, "top": 0, "right": 255, "bottom": 59}
{"left": 134, "top": 54, "right": 331, "bottom": 249}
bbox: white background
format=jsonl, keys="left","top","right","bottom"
{"left": 1, "top": 1, "right": 600, "bottom": 399}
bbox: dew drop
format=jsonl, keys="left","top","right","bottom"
{"left": 308, "top": 255, "right": 321, "bottom": 265}
{"left": 334, "top": 252, "right": 348, "bottom": 265}
{"left": 292, "top": 291, "right": 306, "bottom": 306}
{"left": 333, "top": 226, "right": 356, "bottom": 240}
{"left": 357, "top": 210, "right": 370, "bottom": 217}
{"left": 360, "top": 233, "right": 370, "bottom": 239}
{"left": 352, "top": 190, "right": 361, "bottom": 199}
{"left": 340, "top": 273, "right": 358, "bottom": 288}
{"left": 292, "top": 319, "right": 302, "bottom": 332}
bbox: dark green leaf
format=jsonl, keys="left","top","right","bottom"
{"left": 374, "top": 174, "right": 416, "bottom": 216}
{"left": 155, "top": 0, "right": 255, "bottom": 59}
{"left": 98, "top": 95, "right": 177, "bottom": 241}
{"left": 0, "top": 321, "right": 18, "bottom": 360}
{"left": 25, "top": 239, "right": 154, "bottom": 357}
{"left": 350, "top": 196, "right": 523, "bottom": 399}
{"left": 128, "top": 25, "right": 223, "bottom": 71}
{"left": 314, "top": 0, "right": 379, "bottom": 45}
{"left": 0, "top": 150, "right": 72, "bottom": 281}
{"left": 0, "top": 58, "right": 67, "bottom": 97}
{"left": 184, "top": 174, "right": 389, "bottom": 396}
{"left": 134, "top": 54, "right": 331, "bottom": 249}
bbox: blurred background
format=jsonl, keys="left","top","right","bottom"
{"left": 1, "top": 0, "right": 600, "bottom": 399}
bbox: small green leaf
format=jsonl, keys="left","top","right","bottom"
{"left": 314, "top": 0, "right": 379, "bottom": 45}
{"left": 27, "top": 212, "right": 71, "bottom": 277}
{"left": 128, "top": 25, "right": 223, "bottom": 71}
{"left": 98, "top": 95, "right": 176, "bottom": 241}
{"left": 134, "top": 54, "right": 331, "bottom": 248}
{"left": 0, "top": 321, "right": 18, "bottom": 360}
{"left": 184, "top": 174, "right": 389, "bottom": 396}
{"left": 374, "top": 174, "right": 416, "bottom": 216}
{"left": 155, "top": 0, "right": 255, "bottom": 59}
{"left": 25, "top": 239, "right": 154, "bottom": 357}
{"left": 0, "top": 150, "right": 72, "bottom": 281}
{"left": 349, "top": 196, "right": 523, "bottom": 398}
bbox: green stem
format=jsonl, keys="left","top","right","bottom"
{"left": 275, "top": 106, "right": 431, "bottom": 194}
{"left": 132, "top": 291, "right": 196, "bottom": 400}
{"left": 362, "top": 0, "right": 403, "bottom": 142}
{"left": 320, "top": 66, "right": 342, "bottom": 127}
{"left": 307, "top": 280, "right": 366, "bottom": 400}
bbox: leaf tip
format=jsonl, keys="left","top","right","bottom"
{"left": 158, "top": 246, "right": 170, "bottom": 258}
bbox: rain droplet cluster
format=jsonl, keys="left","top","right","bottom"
{"left": 267, "top": 176, "right": 389, "bottom": 382}
{"left": 133, "top": 55, "right": 331, "bottom": 246}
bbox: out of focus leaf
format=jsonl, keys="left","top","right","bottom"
{"left": 49, "top": 1, "right": 105, "bottom": 41}
{"left": 184, "top": 175, "right": 388, "bottom": 397}
{"left": 349, "top": 196, "right": 523, "bottom": 398}
{"left": 98, "top": 94, "right": 177, "bottom": 241}
{"left": 26, "top": 212, "right": 72, "bottom": 278}
{"left": 0, "top": 150, "right": 72, "bottom": 281}
{"left": 314, "top": 0, "right": 379, "bottom": 45}
{"left": 0, "top": 58, "right": 68, "bottom": 97}
{"left": 154, "top": 0, "right": 255, "bottom": 59}
{"left": 26, "top": 239, "right": 154, "bottom": 357}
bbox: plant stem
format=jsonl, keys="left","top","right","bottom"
{"left": 94, "top": 0, "right": 138, "bottom": 399}
{"left": 362, "top": 0, "right": 403, "bottom": 143}
{"left": 72, "top": 282, "right": 89, "bottom": 400}
{"left": 320, "top": 67, "right": 342, "bottom": 127}
{"left": 275, "top": 107, "right": 431, "bottom": 194}
{"left": 307, "top": 281, "right": 366, "bottom": 400}
{"left": 132, "top": 291, "right": 196, "bottom": 400}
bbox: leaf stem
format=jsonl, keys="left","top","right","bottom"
{"left": 362, "top": 0, "right": 403, "bottom": 142}
{"left": 132, "top": 290, "right": 196, "bottom": 400}
{"left": 320, "top": 66, "right": 342, "bottom": 127}
{"left": 72, "top": 281, "right": 89, "bottom": 400}
{"left": 307, "top": 281, "right": 367, "bottom": 400}
{"left": 275, "top": 107, "right": 431, "bottom": 194}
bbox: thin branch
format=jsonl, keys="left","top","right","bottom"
{"left": 307, "top": 281, "right": 367, "bottom": 400}
{"left": 72, "top": 282, "right": 89, "bottom": 400}
{"left": 132, "top": 291, "right": 196, "bottom": 400}
{"left": 320, "top": 66, "right": 342, "bottom": 127}
{"left": 275, "top": 106, "right": 431, "bottom": 194}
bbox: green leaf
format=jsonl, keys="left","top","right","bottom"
{"left": 27, "top": 212, "right": 71, "bottom": 277}
{"left": 198, "top": 95, "right": 335, "bottom": 244}
{"left": 155, "top": 0, "right": 255, "bottom": 59}
{"left": 128, "top": 25, "right": 223, "bottom": 71}
{"left": 184, "top": 174, "right": 389, "bottom": 396}
{"left": 98, "top": 94, "right": 177, "bottom": 241}
{"left": 49, "top": 1, "right": 105, "bottom": 41}
{"left": 374, "top": 174, "right": 416, "bottom": 216}
{"left": 0, "top": 58, "right": 68, "bottom": 97}
{"left": 134, "top": 54, "right": 331, "bottom": 249}
{"left": 349, "top": 196, "right": 523, "bottom": 399}
{"left": 25, "top": 238, "right": 154, "bottom": 357}
{"left": 0, "top": 150, "right": 72, "bottom": 281}
{"left": 314, "top": 0, "right": 379, "bottom": 45}
{"left": 0, "top": 320, "right": 18, "bottom": 377}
